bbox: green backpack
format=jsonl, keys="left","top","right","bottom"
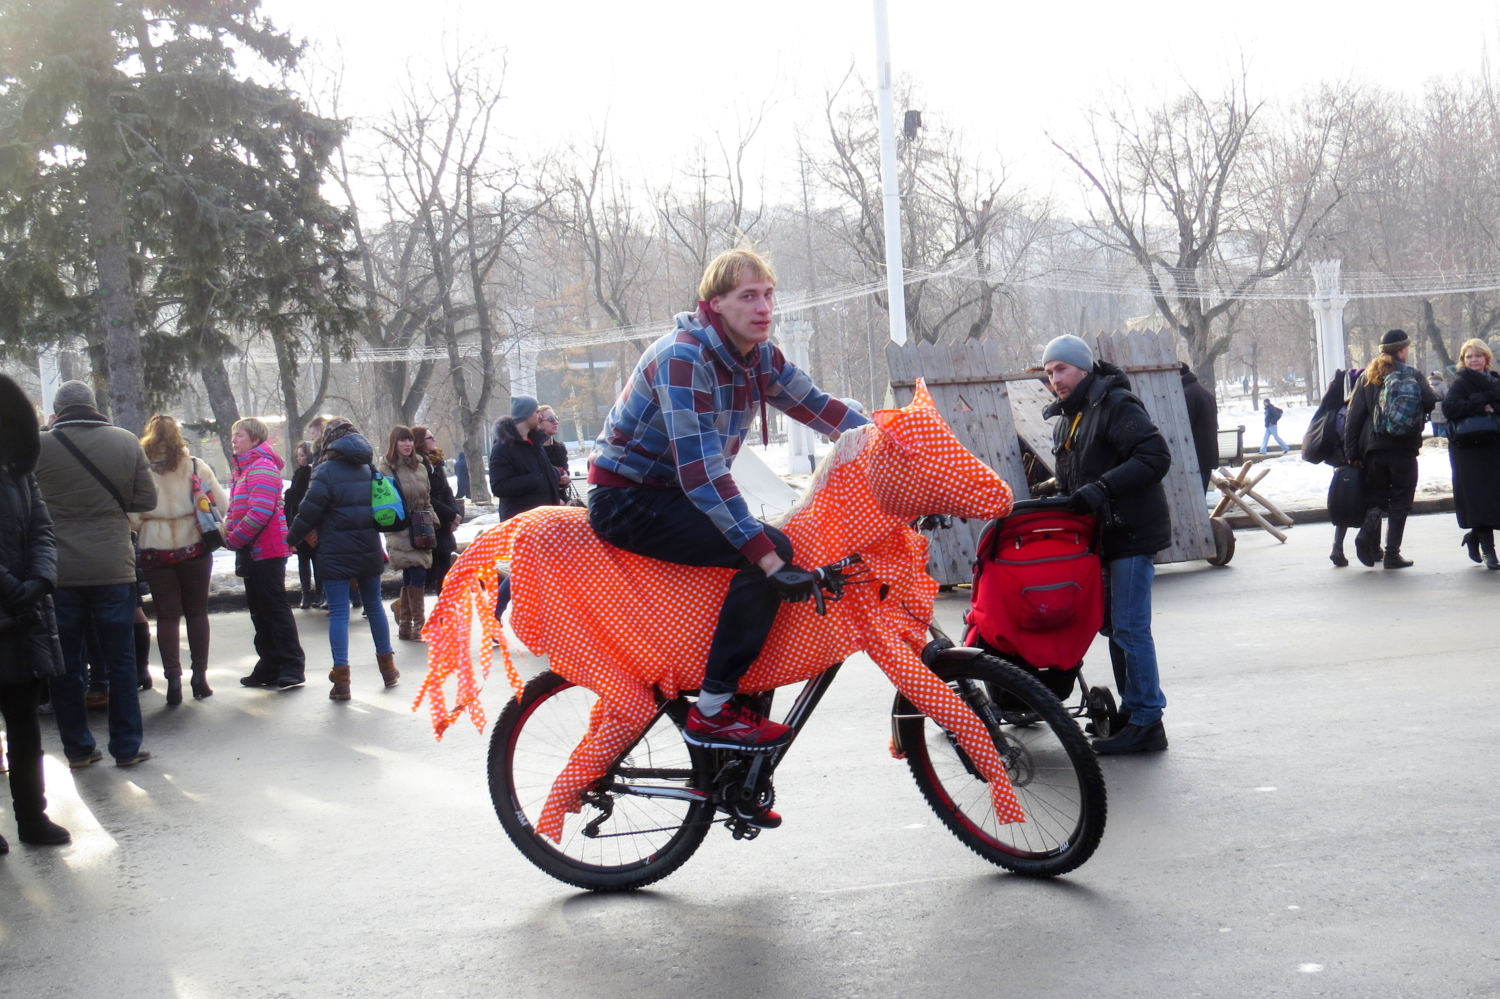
{"left": 370, "top": 467, "right": 408, "bottom": 532}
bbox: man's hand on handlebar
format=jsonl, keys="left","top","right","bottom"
{"left": 767, "top": 564, "right": 818, "bottom": 603}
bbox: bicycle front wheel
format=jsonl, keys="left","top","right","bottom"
{"left": 895, "top": 652, "right": 1107, "bottom": 877}
{"left": 488, "top": 670, "right": 716, "bottom": 891}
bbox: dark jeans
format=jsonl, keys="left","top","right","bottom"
{"left": 143, "top": 554, "right": 212, "bottom": 676}
{"left": 589, "top": 486, "right": 793, "bottom": 696}
{"left": 244, "top": 557, "right": 305, "bottom": 682}
{"left": 1, "top": 679, "right": 46, "bottom": 821}
{"left": 401, "top": 567, "right": 426, "bottom": 587}
{"left": 296, "top": 545, "right": 319, "bottom": 602}
{"left": 1363, "top": 449, "right": 1419, "bottom": 517}
{"left": 1101, "top": 555, "right": 1165, "bottom": 727}
{"left": 50, "top": 583, "right": 142, "bottom": 761}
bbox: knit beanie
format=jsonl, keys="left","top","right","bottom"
{"left": 53, "top": 379, "right": 96, "bottom": 412}
{"left": 1041, "top": 335, "right": 1094, "bottom": 372}
{"left": 510, "top": 395, "right": 539, "bottom": 422}
{"left": 1380, "top": 329, "right": 1410, "bottom": 350}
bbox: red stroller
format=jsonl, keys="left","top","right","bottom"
{"left": 961, "top": 498, "right": 1121, "bottom": 735}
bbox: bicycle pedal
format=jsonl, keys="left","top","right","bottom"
{"left": 726, "top": 819, "right": 761, "bottom": 841}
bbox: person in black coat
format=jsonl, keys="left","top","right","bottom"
{"left": 284, "top": 419, "right": 396, "bottom": 699}
{"left": 0, "top": 373, "right": 71, "bottom": 850}
{"left": 1343, "top": 329, "right": 1438, "bottom": 568}
{"left": 489, "top": 395, "right": 564, "bottom": 521}
{"left": 1180, "top": 363, "right": 1218, "bottom": 491}
{"left": 283, "top": 442, "right": 321, "bottom": 609}
{"left": 413, "top": 425, "right": 462, "bottom": 594}
{"left": 454, "top": 450, "right": 470, "bottom": 500}
{"left": 1042, "top": 336, "right": 1172, "bottom": 756}
{"left": 1442, "top": 339, "right": 1500, "bottom": 568}
{"left": 1307, "top": 368, "right": 1365, "bottom": 566}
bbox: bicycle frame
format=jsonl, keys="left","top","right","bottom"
{"left": 598, "top": 663, "right": 845, "bottom": 811}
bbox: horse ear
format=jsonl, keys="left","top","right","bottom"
{"left": 910, "top": 379, "right": 938, "bottom": 412}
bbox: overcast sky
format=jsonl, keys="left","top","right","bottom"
{"left": 260, "top": 0, "right": 1500, "bottom": 206}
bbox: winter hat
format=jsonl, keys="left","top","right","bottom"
{"left": 1380, "top": 329, "right": 1410, "bottom": 350}
{"left": 510, "top": 395, "right": 539, "bottom": 422}
{"left": 1041, "top": 334, "right": 1094, "bottom": 372}
{"left": 53, "top": 379, "right": 96, "bottom": 412}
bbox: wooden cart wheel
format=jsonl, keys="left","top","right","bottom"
{"left": 1207, "top": 516, "right": 1236, "bottom": 566}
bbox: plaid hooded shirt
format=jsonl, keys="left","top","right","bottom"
{"left": 590, "top": 309, "right": 869, "bottom": 561}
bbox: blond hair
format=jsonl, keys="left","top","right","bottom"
{"left": 233, "top": 417, "right": 269, "bottom": 444}
{"left": 698, "top": 248, "right": 777, "bottom": 302}
{"left": 1459, "top": 338, "right": 1494, "bottom": 370}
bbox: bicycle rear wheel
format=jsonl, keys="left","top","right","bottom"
{"left": 489, "top": 670, "right": 716, "bottom": 890}
{"left": 895, "top": 652, "right": 1107, "bottom": 876}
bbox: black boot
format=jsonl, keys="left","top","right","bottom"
{"left": 9, "top": 748, "right": 70, "bottom": 845}
{"left": 1463, "top": 531, "right": 1482, "bottom": 564}
{"left": 1330, "top": 545, "right": 1348, "bottom": 567}
{"left": 1383, "top": 515, "right": 1413, "bottom": 568}
{"left": 1481, "top": 528, "right": 1499, "bottom": 570}
{"left": 1354, "top": 509, "right": 1383, "bottom": 567}
{"left": 1092, "top": 720, "right": 1168, "bottom": 755}
{"left": 164, "top": 670, "right": 183, "bottom": 706}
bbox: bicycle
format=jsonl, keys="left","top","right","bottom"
{"left": 487, "top": 555, "right": 1108, "bottom": 891}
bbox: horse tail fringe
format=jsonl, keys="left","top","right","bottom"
{"left": 413, "top": 522, "right": 522, "bottom": 739}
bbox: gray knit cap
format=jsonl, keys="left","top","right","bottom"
{"left": 1041, "top": 335, "right": 1094, "bottom": 372}
{"left": 53, "top": 380, "right": 96, "bottom": 411}
{"left": 510, "top": 395, "right": 539, "bottom": 421}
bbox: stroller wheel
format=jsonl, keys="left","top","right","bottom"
{"left": 1085, "top": 686, "right": 1118, "bottom": 738}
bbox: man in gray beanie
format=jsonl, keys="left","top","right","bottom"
{"left": 35, "top": 379, "right": 157, "bottom": 768}
{"left": 489, "top": 394, "right": 561, "bottom": 521}
{"left": 1040, "top": 335, "right": 1173, "bottom": 755}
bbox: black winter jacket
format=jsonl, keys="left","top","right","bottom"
{"left": 1443, "top": 368, "right": 1500, "bottom": 528}
{"left": 0, "top": 375, "right": 64, "bottom": 684}
{"left": 283, "top": 462, "right": 311, "bottom": 525}
{"left": 1180, "top": 365, "right": 1218, "bottom": 480}
{"left": 427, "top": 456, "right": 461, "bottom": 556}
{"left": 490, "top": 427, "right": 563, "bottom": 521}
{"left": 1045, "top": 362, "right": 1173, "bottom": 561}
{"left": 285, "top": 433, "right": 386, "bottom": 581}
{"left": 1343, "top": 362, "right": 1437, "bottom": 463}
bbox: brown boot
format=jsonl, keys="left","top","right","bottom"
{"left": 377, "top": 652, "right": 400, "bottom": 688}
{"left": 328, "top": 665, "right": 351, "bottom": 700}
{"left": 403, "top": 586, "right": 426, "bottom": 642}
{"left": 391, "top": 592, "right": 412, "bottom": 641}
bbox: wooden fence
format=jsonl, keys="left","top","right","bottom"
{"left": 885, "top": 332, "right": 1216, "bottom": 583}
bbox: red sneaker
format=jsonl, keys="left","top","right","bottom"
{"left": 684, "top": 702, "right": 793, "bottom": 751}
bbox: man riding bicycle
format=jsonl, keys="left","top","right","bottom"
{"left": 588, "top": 248, "right": 869, "bottom": 767}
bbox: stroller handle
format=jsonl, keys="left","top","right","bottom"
{"left": 1008, "top": 497, "right": 1074, "bottom": 514}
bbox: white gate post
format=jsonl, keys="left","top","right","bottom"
{"left": 38, "top": 344, "right": 61, "bottom": 417}
{"left": 507, "top": 348, "right": 539, "bottom": 400}
{"left": 779, "top": 320, "right": 818, "bottom": 474}
{"left": 1309, "top": 260, "right": 1349, "bottom": 390}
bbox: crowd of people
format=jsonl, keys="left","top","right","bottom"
{"left": 0, "top": 376, "right": 586, "bottom": 854}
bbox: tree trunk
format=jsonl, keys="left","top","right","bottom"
{"left": 83, "top": 80, "right": 148, "bottom": 436}
{"left": 199, "top": 357, "right": 242, "bottom": 467}
{"left": 1421, "top": 299, "right": 1454, "bottom": 373}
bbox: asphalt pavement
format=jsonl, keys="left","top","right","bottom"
{"left": 3, "top": 512, "right": 1499, "bottom": 998}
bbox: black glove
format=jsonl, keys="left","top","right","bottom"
{"left": 11, "top": 578, "right": 46, "bottom": 612}
{"left": 767, "top": 564, "right": 817, "bottom": 603}
{"left": 1067, "top": 482, "right": 1108, "bottom": 515}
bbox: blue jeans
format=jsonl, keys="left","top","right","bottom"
{"left": 49, "top": 584, "right": 144, "bottom": 762}
{"left": 401, "top": 567, "right": 426, "bottom": 587}
{"left": 1101, "top": 555, "right": 1165, "bottom": 726}
{"left": 323, "top": 576, "right": 392, "bottom": 666}
{"left": 1260, "top": 426, "right": 1289, "bottom": 452}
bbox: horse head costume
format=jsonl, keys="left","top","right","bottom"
{"left": 417, "top": 382, "right": 1019, "bottom": 840}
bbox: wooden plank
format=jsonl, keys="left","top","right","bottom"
{"left": 885, "top": 341, "right": 1029, "bottom": 585}
{"left": 1007, "top": 377, "right": 1060, "bottom": 477}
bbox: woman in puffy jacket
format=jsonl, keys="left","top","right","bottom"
{"left": 131, "top": 415, "right": 229, "bottom": 703}
{"left": 378, "top": 426, "right": 434, "bottom": 641}
{"left": 0, "top": 373, "right": 71, "bottom": 851}
{"left": 1442, "top": 339, "right": 1500, "bottom": 569}
{"left": 285, "top": 418, "right": 396, "bottom": 699}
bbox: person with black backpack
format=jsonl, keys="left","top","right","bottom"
{"left": 1343, "top": 329, "right": 1438, "bottom": 568}
{"left": 1259, "top": 398, "right": 1290, "bottom": 454}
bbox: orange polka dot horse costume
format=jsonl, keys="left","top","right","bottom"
{"left": 416, "top": 382, "right": 1018, "bottom": 840}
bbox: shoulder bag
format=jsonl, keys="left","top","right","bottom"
{"left": 189, "top": 457, "right": 225, "bottom": 551}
